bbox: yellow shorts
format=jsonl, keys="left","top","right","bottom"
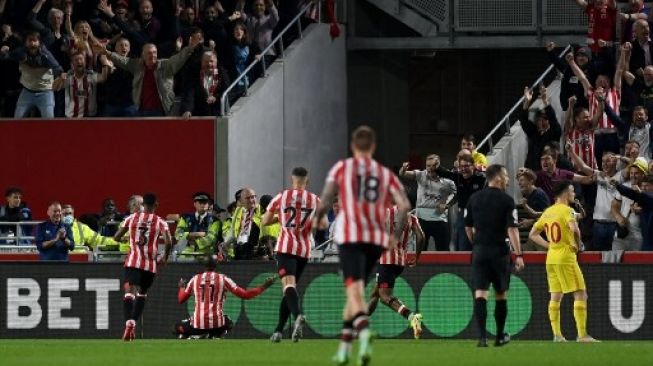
{"left": 546, "top": 263, "right": 586, "bottom": 294}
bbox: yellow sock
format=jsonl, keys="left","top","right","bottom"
{"left": 573, "top": 300, "right": 587, "bottom": 338}
{"left": 548, "top": 301, "right": 562, "bottom": 337}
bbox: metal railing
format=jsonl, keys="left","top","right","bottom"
{"left": 476, "top": 44, "right": 571, "bottom": 155}
{"left": 220, "top": 0, "right": 320, "bottom": 116}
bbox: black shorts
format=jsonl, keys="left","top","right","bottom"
{"left": 338, "top": 243, "right": 384, "bottom": 285}
{"left": 124, "top": 267, "right": 156, "bottom": 294}
{"left": 174, "top": 317, "right": 233, "bottom": 339}
{"left": 376, "top": 264, "right": 404, "bottom": 289}
{"left": 276, "top": 253, "right": 308, "bottom": 279}
{"left": 471, "top": 253, "right": 512, "bottom": 292}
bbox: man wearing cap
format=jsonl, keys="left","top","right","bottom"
{"left": 176, "top": 192, "right": 221, "bottom": 257}
{"left": 546, "top": 42, "right": 595, "bottom": 110}
{"left": 520, "top": 85, "right": 562, "bottom": 171}
{"left": 611, "top": 158, "right": 649, "bottom": 250}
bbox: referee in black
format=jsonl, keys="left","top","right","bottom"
{"left": 464, "top": 164, "right": 525, "bottom": 347}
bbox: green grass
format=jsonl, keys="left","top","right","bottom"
{"left": 1, "top": 339, "right": 652, "bottom": 366}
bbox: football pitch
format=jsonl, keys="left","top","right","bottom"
{"left": 2, "top": 339, "right": 652, "bottom": 366}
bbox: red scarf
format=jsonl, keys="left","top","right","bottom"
{"left": 200, "top": 68, "right": 220, "bottom": 97}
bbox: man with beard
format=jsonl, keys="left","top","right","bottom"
{"left": 536, "top": 148, "right": 594, "bottom": 203}
{"left": 545, "top": 42, "right": 595, "bottom": 110}
{"left": 625, "top": 66, "right": 653, "bottom": 119}
{"left": 0, "top": 30, "right": 64, "bottom": 118}
{"left": 54, "top": 51, "right": 110, "bottom": 117}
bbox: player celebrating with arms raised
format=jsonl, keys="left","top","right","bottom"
{"left": 367, "top": 206, "right": 424, "bottom": 338}
{"left": 262, "top": 166, "right": 326, "bottom": 343}
{"left": 529, "top": 181, "right": 599, "bottom": 343}
{"left": 113, "top": 193, "right": 172, "bottom": 341}
{"left": 175, "top": 256, "right": 275, "bottom": 339}
{"left": 314, "top": 126, "right": 411, "bottom": 366}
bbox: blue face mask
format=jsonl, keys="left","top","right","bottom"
{"left": 62, "top": 215, "right": 74, "bottom": 225}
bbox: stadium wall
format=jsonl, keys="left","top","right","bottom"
{"left": 1, "top": 262, "right": 650, "bottom": 340}
{"left": 216, "top": 24, "right": 348, "bottom": 205}
{"left": 0, "top": 118, "right": 215, "bottom": 219}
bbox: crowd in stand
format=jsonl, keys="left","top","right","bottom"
{"left": 0, "top": 0, "right": 315, "bottom": 118}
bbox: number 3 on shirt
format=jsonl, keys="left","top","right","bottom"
{"left": 543, "top": 222, "right": 562, "bottom": 243}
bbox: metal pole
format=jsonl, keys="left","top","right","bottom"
{"left": 297, "top": 17, "right": 303, "bottom": 39}
{"left": 488, "top": 138, "right": 494, "bottom": 156}
{"left": 504, "top": 117, "right": 511, "bottom": 135}
{"left": 261, "top": 56, "right": 267, "bottom": 77}
{"left": 279, "top": 38, "right": 285, "bottom": 58}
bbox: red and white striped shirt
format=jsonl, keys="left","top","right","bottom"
{"left": 121, "top": 212, "right": 169, "bottom": 273}
{"left": 566, "top": 128, "right": 597, "bottom": 169}
{"left": 380, "top": 208, "right": 420, "bottom": 266}
{"left": 178, "top": 271, "right": 264, "bottom": 329}
{"left": 587, "top": 87, "right": 620, "bottom": 130}
{"left": 326, "top": 157, "right": 404, "bottom": 248}
{"left": 268, "top": 189, "right": 320, "bottom": 258}
{"left": 64, "top": 72, "right": 98, "bottom": 117}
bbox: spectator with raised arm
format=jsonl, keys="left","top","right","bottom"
{"left": 224, "top": 21, "right": 252, "bottom": 99}
{"left": 245, "top": 0, "right": 279, "bottom": 64}
{"left": 0, "top": 30, "right": 64, "bottom": 118}
{"left": 97, "top": 0, "right": 161, "bottom": 52}
{"left": 536, "top": 147, "right": 595, "bottom": 202}
{"left": 545, "top": 42, "right": 595, "bottom": 110}
{"left": 566, "top": 142, "right": 621, "bottom": 251}
{"left": 54, "top": 50, "right": 110, "bottom": 117}
{"left": 566, "top": 42, "right": 626, "bottom": 167}
{"left": 100, "top": 37, "right": 136, "bottom": 116}
{"left": 435, "top": 154, "right": 485, "bottom": 251}
{"left": 620, "top": 0, "right": 650, "bottom": 43}
{"left": 520, "top": 85, "right": 562, "bottom": 170}
{"left": 603, "top": 100, "right": 652, "bottom": 159}
{"left": 574, "top": 0, "right": 617, "bottom": 56}
{"left": 400, "top": 155, "right": 457, "bottom": 251}
{"left": 564, "top": 93, "right": 604, "bottom": 170}
{"left": 96, "top": 32, "right": 203, "bottom": 116}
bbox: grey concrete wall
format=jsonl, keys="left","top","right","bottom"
{"left": 283, "top": 24, "right": 348, "bottom": 196}
{"left": 216, "top": 24, "right": 348, "bottom": 205}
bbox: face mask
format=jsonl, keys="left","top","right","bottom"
{"left": 62, "top": 215, "right": 74, "bottom": 225}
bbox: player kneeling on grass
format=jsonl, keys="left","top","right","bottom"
{"left": 529, "top": 181, "right": 599, "bottom": 343}
{"left": 175, "top": 256, "right": 275, "bottom": 339}
{"left": 368, "top": 206, "right": 425, "bottom": 339}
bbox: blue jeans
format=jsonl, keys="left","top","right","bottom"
{"left": 455, "top": 210, "right": 472, "bottom": 251}
{"left": 14, "top": 88, "right": 55, "bottom": 118}
{"left": 592, "top": 220, "right": 616, "bottom": 251}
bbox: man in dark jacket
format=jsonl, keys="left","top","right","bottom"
{"left": 520, "top": 85, "right": 562, "bottom": 171}
{"left": 613, "top": 175, "right": 653, "bottom": 251}
{"left": 180, "top": 50, "right": 230, "bottom": 118}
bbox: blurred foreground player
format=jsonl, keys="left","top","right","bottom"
{"left": 529, "top": 181, "right": 599, "bottom": 343}
{"left": 113, "top": 193, "right": 172, "bottom": 341}
{"left": 465, "top": 165, "right": 524, "bottom": 347}
{"left": 367, "top": 206, "right": 425, "bottom": 338}
{"left": 314, "top": 126, "right": 411, "bottom": 365}
{"left": 175, "top": 256, "right": 275, "bottom": 339}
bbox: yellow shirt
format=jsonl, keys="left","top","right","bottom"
{"left": 533, "top": 203, "right": 578, "bottom": 264}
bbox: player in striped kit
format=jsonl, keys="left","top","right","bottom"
{"left": 367, "top": 206, "right": 425, "bottom": 338}
{"left": 313, "top": 126, "right": 411, "bottom": 366}
{"left": 261, "top": 167, "right": 326, "bottom": 343}
{"left": 175, "top": 256, "right": 275, "bottom": 339}
{"left": 113, "top": 193, "right": 172, "bottom": 341}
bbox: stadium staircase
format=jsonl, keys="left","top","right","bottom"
{"left": 215, "top": 3, "right": 348, "bottom": 205}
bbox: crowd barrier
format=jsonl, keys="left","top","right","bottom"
{"left": 1, "top": 259, "right": 650, "bottom": 340}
